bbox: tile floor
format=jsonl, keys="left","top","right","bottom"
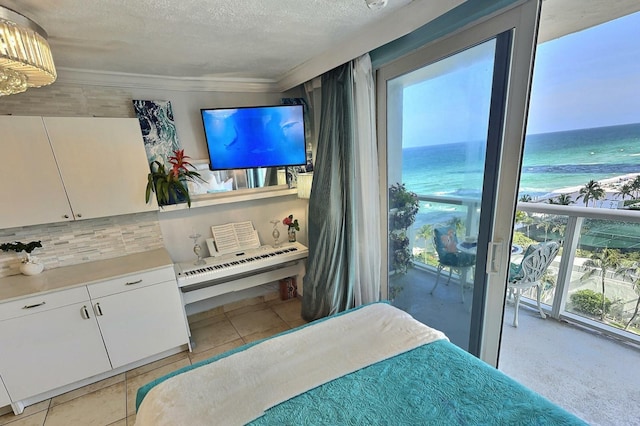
{"left": 0, "top": 293, "right": 305, "bottom": 426}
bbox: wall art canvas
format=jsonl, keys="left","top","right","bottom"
{"left": 132, "top": 100, "right": 181, "bottom": 164}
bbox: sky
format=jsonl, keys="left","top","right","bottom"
{"left": 527, "top": 10, "right": 640, "bottom": 135}
{"left": 399, "top": 39, "right": 494, "bottom": 148}
{"left": 399, "top": 9, "right": 640, "bottom": 148}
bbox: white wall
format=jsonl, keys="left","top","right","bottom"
{"left": 0, "top": 82, "right": 309, "bottom": 275}
{"left": 0, "top": 83, "right": 292, "bottom": 162}
{"left": 158, "top": 196, "right": 308, "bottom": 263}
{"left": 124, "top": 88, "right": 290, "bottom": 161}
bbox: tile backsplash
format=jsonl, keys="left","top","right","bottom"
{"left": 0, "top": 212, "right": 164, "bottom": 278}
{"left": 0, "top": 84, "right": 134, "bottom": 118}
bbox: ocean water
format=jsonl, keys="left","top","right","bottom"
{"left": 399, "top": 122, "right": 640, "bottom": 229}
{"left": 401, "top": 122, "right": 640, "bottom": 200}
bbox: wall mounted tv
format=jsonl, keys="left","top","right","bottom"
{"left": 201, "top": 104, "right": 306, "bottom": 171}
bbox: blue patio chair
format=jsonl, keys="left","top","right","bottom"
{"left": 430, "top": 227, "right": 476, "bottom": 303}
{"left": 507, "top": 241, "right": 560, "bottom": 327}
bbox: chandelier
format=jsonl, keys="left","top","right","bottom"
{"left": 0, "top": 6, "right": 56, "bottom": 96}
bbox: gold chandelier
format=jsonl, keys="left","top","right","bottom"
{"left": 0, "top": 6, "right": 56, "bottom": 96}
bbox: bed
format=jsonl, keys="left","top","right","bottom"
{"left": 135, "top": 303, "right": 586, "bottom": 425}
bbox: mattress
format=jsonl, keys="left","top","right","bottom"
{"left": 135, "top": 303, "right": 586, "bottom": 425}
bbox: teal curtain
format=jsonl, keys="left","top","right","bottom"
{"left": 301, "top": 63, "right": 357, "bottom": 321}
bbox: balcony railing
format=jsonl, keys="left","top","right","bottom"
{"left": 400, "top": 196, "right": 640, "bottom": 345}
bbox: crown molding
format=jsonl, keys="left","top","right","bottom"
{"left": 55, "top": 0, "right": 465, "bottom": 94}
{"left": 56, "top": 68, "right": 281, "bottom": 93}
{"left": 276, "top": 0, "right": 465, "bottom": 91}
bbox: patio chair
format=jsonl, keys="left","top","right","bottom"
{"left": 507, "top": 241, "right": 560, "bottom": 327}
{"left": 430, "top": 227, "right": 476, "bottom": 303}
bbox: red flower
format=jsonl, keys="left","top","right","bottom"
{"left": 168, "top": 149, "right": 195, "bottom": 179}
{"left": 283, "top": 215, "right": 299, "bottom": 231}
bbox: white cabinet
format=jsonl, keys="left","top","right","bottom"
{"left": 0, "top": 116, "right": 158, "bottom": 229}
{"left": 43, "top": 117, "right": 158, "bottom": 221}
{"left": 0, "top": 287, "right": 111, "bottom": 401}
{"left": 0, "top": 376, "right": 10, "bottom": 408}
{"left": 0, "top": 265, "right": 188, "bottom": 410}
{"left": 0, "top": 116, "right": 75, "bottom": 228}
{"left": 87, "top": 268, "right": 188, "bottom": 369}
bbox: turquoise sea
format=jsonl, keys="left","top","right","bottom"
{"left": 400, "top": 122, "right": 640, "bottom": 230}
{"left": 401, "top": 122, "right": 640, "bottom": 200}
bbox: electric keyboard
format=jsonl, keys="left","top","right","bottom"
{"left": 175, "top": 241, "right": 308, "bottom": 289}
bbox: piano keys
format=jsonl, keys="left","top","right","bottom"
{"left": 174, "top": 242, "right": 308, "bottom": 305}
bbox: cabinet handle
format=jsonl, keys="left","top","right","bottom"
{"left": 63, "top": 214, "right": 70, "bottom": 219}
{"left": 81, "top": 305, "right": 90, "bottom": 319}
{"left": 125, "top": 279, "right": 143, "bottom": 286}
{"left": 23, "top": 301, "right": 46, "bottom": 309}
{"left": 76, "top": 213, "right": 83, "bottom": 218}
{"left": 94, "top": 302, "right": 103, "bottom": 316}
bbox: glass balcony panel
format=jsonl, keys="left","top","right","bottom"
{"left": 404, "top": 198, "right": 640, "bottom": 343}
{"left": 565, "top": 218, "right": 640, "bottom": 335}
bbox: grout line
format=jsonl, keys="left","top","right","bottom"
{"left": 124, "top": 373, "right": 128, "bottom": 426}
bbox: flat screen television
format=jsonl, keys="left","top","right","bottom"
{"left": 201, "top": 104, "right": 306, "bottom": 171}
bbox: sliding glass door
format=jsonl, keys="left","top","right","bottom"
{"left": 377, "top": 1, "right": 540, "bottom": 362}
{"left": 385, "top": 38, "right": 500, "bottom": 352}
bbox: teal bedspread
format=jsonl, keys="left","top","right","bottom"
{"left": 250, "top": 340, "right": 586, "bottom": 425}
{"left": 137, "top": 314, "right": 586, "bottom": 425}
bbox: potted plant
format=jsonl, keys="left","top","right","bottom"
{"left": 388, "top": 183, "right": 419, "bottom": 274}
{"left": 283, "top": 214, "right": 300, "bottom": 242}
{"left": 145, "top": 149, "right": 203, "bottom": 207}
{"left": 0, "top": 240, "right": 44, "bottom": 275}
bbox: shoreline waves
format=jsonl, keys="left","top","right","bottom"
{"left": 543, "top": 172, "right": 639, "bottom": 207}
{"left": 550, "top": 172, "right": 639, "bottom": 195}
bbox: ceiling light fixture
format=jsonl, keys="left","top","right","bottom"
{"left": 0, "top": 6, "right": 56, "bottom": 96}
{"left": 365, "top": 0, "right": 388, "bottom": 10}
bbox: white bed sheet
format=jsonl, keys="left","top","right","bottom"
{"left": 135, "top": 303, "right": 446, "bottom": 425}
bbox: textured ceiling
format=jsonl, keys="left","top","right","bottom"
{"left": 538, "top": 0, "right": 640, "bottom": 43}
{"left": 1, "top": 0, "right": 414, "bottom": 81}
{"left": 2, "top": 0, "right": 639, "bottom": 87}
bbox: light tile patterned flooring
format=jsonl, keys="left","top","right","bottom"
{"left": 0, "top": 293, "right": 305, "bottom": 426}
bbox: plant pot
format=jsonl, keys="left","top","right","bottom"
{"left": 20, "top": 262, "right": 44, "bottom": 276}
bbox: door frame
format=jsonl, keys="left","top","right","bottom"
{"left": 376, "top": 0, "right": 541, "bottom": 365}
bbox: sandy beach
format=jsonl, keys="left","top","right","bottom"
{"left": 551, "top": 172, "right": 640, "bottom": 195}
{"left": 545, "top": 172, "right": 639, "bottom": 206}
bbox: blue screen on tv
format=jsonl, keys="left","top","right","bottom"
{"left": 201, "top": 105, "right": 306, "bottom": 171}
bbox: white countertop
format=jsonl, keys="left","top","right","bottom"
{"left": 0, "top": 248, "right": 173, "bottom": 303}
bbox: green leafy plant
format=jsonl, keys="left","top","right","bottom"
{"left": 390, "top": 231, "right": 411, "bottom": 274}
{"left": 145, "top": 149, "right": 203, "bottom": 207}
{"left": 570, "top": 289, "right": 612, "bottom": 317}
{"left": 580, "top": 248, "right": 621, "bottom": 320}
{"left": 389, "top": 183, "right": 419, "bottom": 229}
{"left": 388, "top": 183, "right": 419, "bottom": 274}
{"left": 388, "top": 284, "right": 404, "bottom": 301}
{"left": 0, "top": 240, "right": 42, "bottom": 263}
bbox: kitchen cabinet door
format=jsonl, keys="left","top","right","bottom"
{"left": 0, "top": 301, "right": 111, "bottom": 401}
{"left": 43, "top": 117, "right": 158, "bottom": 220}
{"left": 0, "top": 116, "right": 74, "bottom": 228}
{"left": 92, "top": 281, "right": 188, "bottom": 369}
{"left": 0, "top": 376, "right": 10, "bottom": 408}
